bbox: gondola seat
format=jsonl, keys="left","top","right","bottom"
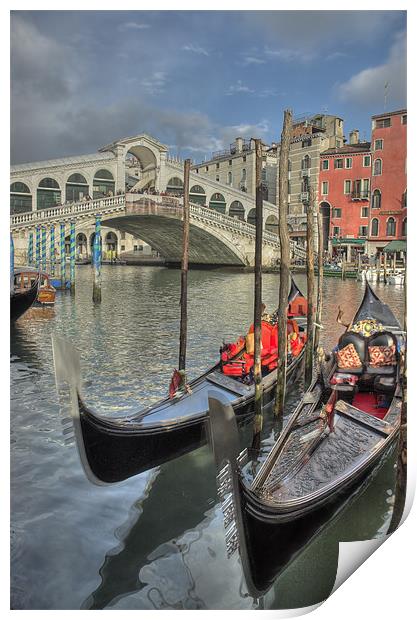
{"left": 336, "top": 332, "right": 366, "bottom": 375}
{"left": 365, "top": 332, "right": 397, "bottom": 376}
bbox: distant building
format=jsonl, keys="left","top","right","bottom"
{"left": 367, "top": 109, "right": 407, "bottom": 255}
{"left": 192, "top": 113, "right": 345, "bottom": 247}
{"left": 319, "top": 132, "right": 371, "bottom": 261}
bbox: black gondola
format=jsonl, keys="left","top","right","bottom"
{"left": 52, "top": 277, "right": 308, "bottom": 485}
{"left": 10, "top": 274, "right": 39, "bottom": 322}
{"left": 207, "top": 282, "right": 405, "bottom": 596}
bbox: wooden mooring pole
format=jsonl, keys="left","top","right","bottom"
{"left": 274, "top": 109, "right": 292, "bottom": 418}
{"left": 70, "top": 221, "right": 76, "bottom": 294}
{"left": 387, "top": 261, "right": 407, "bottom": 534}
{"left": 253, "top": 139, "right": 264, "bottom": 437}
{"left": 305, "top": 187, "right": 316, "bottom": 387}
{"left": 60, "top": 222, "right": 66, "bottom": 290}
{"left": 315, "top": 197, "right": 324, "bottom": 353}
{"left": 92, "top": 215, "right": 102, "bottom": 303}
{"left": 178, "top": 159, "right": 191, "bottom": 372}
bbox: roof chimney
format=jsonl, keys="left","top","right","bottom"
{"left": 235, "top": 137, "right": 243, "bottom": 153}
{"left": 349, "top": 129, "right": 359, "bottom": 145}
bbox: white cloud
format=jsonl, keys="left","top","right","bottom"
{"left": 337, "top": 33, "right": 406, "bottom": 106}
{"left": 140, "top": 72, "right": 168, "bottom": 96}
{"left": 118, "top": 22, "right": 151, "bottom": 31}
{"left": 242, "top": 56, "right": 265, "bottom": 65}
{"left": 182, "top": 44, "right": 209, "bottom": 57}
{"left": 226, "top": 80, "right": 255, "bottom": 96}
{"left": 265, "top": 47, "right": 315, "bottom": 63}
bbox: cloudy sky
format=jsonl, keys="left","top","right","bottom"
{"left": 10, "top": 10, "right": 407, "bottom": 165}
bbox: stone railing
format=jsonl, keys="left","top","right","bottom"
{"left": 10, "top": 195, "right": 126, "bottom": 229}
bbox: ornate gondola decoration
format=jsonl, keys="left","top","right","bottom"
{"left": 52, "top": 276, "right": 308, "bottom": 485}
{"left": 208, "top": 282, "right": 405, "bottom": 597}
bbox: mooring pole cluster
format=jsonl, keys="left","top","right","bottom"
{"left": 50, "top": 225, "right": 55, "bottom": 276}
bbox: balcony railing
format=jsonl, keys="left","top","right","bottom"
{"left": 300, "top": 192, "right": 310, "bottom": 203}
{"left": 300, "top": 168, "right": 311, "bottom": 178}
{"left": 351, "top": 191, "right": 370, "bottom": 200}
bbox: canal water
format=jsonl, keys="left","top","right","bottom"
{"left": 10, "top": 266, "right": 405, "bottom": 610}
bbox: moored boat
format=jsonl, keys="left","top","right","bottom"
{"left": 52, "top": 277, "right": 308, "bottom": 484}
{"left": 207, "top": 282, "right": 405, "bottom": 596}
{"left": 10, "top": 274, "right": 39, "bottom": 321}
{"left": 14, "top": 268, "right": 56, "bottom": 305}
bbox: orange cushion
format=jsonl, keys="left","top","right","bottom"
{"left": 337, "top": 343, "right": 362, "bottom": 369}
{"left": 369, "top": 345, "right": 396, "bottom": 367}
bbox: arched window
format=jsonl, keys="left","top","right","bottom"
{"left": 166, "top": 177, "right": 184, "bottom": 195}
{"left": 371, "top": 189, "right": 381, "bottom": 209}
{"left": 10, "top": 181, "right": 32, "bottom": 214}
{"left": 373, "top": 158, "right": 382, "bottom": 176}
{"left": 402, "top": 218, "right": 407, "bottom": 236}
{"left": 66, "top": 173, "right": 89, "bottom": 202}
{"left": 93, "top": 169, "right": 115, "bottom": 199}
{"left": 76, "top": 233, "right": 88, "bottom": 257}
{"left": 37, "top": 178, "right": 61, "bottom": 210}
{"left": 371, "top": 218, "right": 379, "bottom": 237}
{"left": 386, "top": 217, "right": 396, "bottom": 236}
{"left": 301, "top": 154, "right": 311, "bottom": 170}
{"left": 228, "top": 171, "right": 232, "bottom": 185}
{"left": 189, "top": 185, "right": 206, "bottom": 206}
{"left": 229, "top": 200, "right": 245, "bottom": 221}
{"left": 247, "top": 208, "right": 256, "bottom": 226}
{"left": 265, "top": 214, "right": 278, "bottom": 234}
{"left": 209, "top": 192, "right": 226, "bottom": 214}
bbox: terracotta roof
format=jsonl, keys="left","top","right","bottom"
{"left": 321, "top": 142, "right": 371, "bottom": 156}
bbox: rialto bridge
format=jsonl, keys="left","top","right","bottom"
{"left": 10, "top": 134, "right": 307, "bottom": 267}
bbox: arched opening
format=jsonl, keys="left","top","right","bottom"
{"left": 125, "top": 145, "right": 158, "bottom": 191}
{"left": 209, "top": 192, "right": 226, "bottom": 214}
{"left": 166, "top": 177, "right": 184, "bottom": 196}
{"left": 247, "top": 208, "right": 256, "bottom": 227}
{"left": 105, "top": 231, "right": 118, "bottom": 257}
{"left": 229, "top": 200, "right": 245, "bottom": 221}
{"left": 320, "top": 202, "right": 331, "bottom": 251}
{"left": 93, "top": 169, "right": 115, "bottom": 199}
{"left": 66, "top": 173, "right": 89, "bottom": 202}
{"left": 10, "top": 181, "right": 32, "bottom": 214}
{"left": 386, "top": 217, "right": 396, "bottom": 237}
{"left": 189, "top": 185, "right": 206, "bottom": 206}
{"left": 265, "top": 214, "right": 278, "bottom": 234}
{"left": 371, "top": 189, "right": 381, "bottom": 209}
{"left": 37, "top": 178, "right": 61, "bottom": 210}
{"left": 301, "top": 154, "right": 311, "bottom": 170}
{"left": 402, "top": 218, "right": 407, "bottom": 236}
{"left": 76, "top": 233, "right": 88, "bottom": 258}
{"left": 371, "top": 218, "right": 379, "bottom": 237}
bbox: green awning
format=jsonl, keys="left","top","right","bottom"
{"left": 331, "top": 238, "right": 366, "bottom": 245}
{"left": 383, "top": 240, "right": 407, "bottom": 253}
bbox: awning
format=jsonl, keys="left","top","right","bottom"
{"left": 331, "top": 238, "right": 366, "bottom": 245}
{"left": 383, "top": 240, "right": 407, "bottom": 253}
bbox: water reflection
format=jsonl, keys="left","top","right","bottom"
{"left": 10, "top": 266, "right": 404, "bottom": 610}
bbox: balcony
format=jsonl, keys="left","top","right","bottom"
{"left": 300, "top": 191, "right": 310, "bottom": 203}
{"left": 351, "top": 191, "right": 370, "bottom": 201}
{"left": 300, "top": 168, "right": 311, "bottom": 178}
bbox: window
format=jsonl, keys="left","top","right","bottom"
{"left": 345, "top": 158, "right": 352, "bottom": 169}
{"left": 386, "top": 217, "right": 396, "bottom": 236}
{"left": 215, "top": 174, "right": 220, "bottom": 182}
{"left": 195, "top": 169, "right": 199, "bottom": 174}
{"left": 229, "top": 159, "right": 232, "bottom": 166}
{"left": 215, "top": 163, "right": 219, "bottom": 170}
{"left": 371, "top": 218, "right": 379, "bottom": 236}
{"left": 302, "top": 138, "right": 312, "bottom": 148}
{"left": 333, "top": 226, "right": 340, "bottom": 236}
{"left": 363, "top": 155, "right": 371, "bottom": 167}
{"left": 373, "top": 158, "right": 382, "bottom": 175}
{"left": 375, "top": 117, "right": 391, "bottom": 128}
{"left": 361, "top": 207, "right": 369, "bottom": 218}
{"left": 374, "top": 139, "right": 383, "bottom": 150}
{"left": 402, "top": 114, "right": 407, "bottom": 125}
{"left": 288, "top": 160, "right": 292, "bottom": 172}
{"left": 333, "top": 208, "right": 342, "bottom": 218}
{"left": 362, "top": 178, "right": 370, "bottom": 196}
{"left": 121, "top": 232, "right": 126, "bottom": 240}
{"left": 322, "top": 181, "right": 329, "bottom": 195}
{"left": 359, "top": 225, "right": 368, "bottom": 237}
{"left": 322, "top": 159, "right": 329, "bottom": 170}
{"left": 227, "top": 171, "right": 232, "bottom": 185}
{"left": 121, "top": 245, "right": 125, "bottom": 251}
{"left": 344, "top": 180, "right": 352, "bottom": 194}
{"left": 301, "top": 155, "right": 311, "bottom": 170}
{"left": 372, "top": 189, "right": 381, "bottom": 209}
{"left": 301, "top": 178, "right": 309, "bottom": 193}
{"left": 243, "top": 155, "right": 246, "bottom": 162}
{"left": 334, "top": 158, "right": 344, "bottom": 169}
{"left": 402, "top": 218, "right": 407, "bottom": 236}
{"left": 10, "top": 182, "right": 32, "bottom": 214}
